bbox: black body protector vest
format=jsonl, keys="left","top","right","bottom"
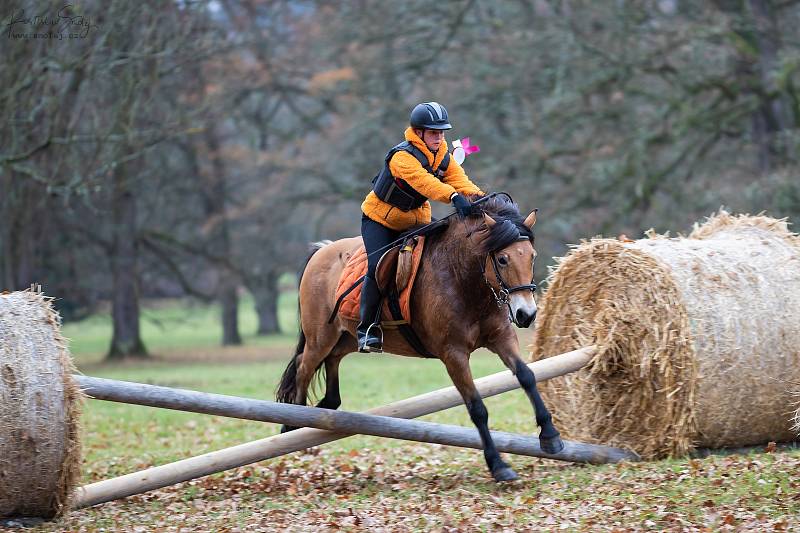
{"left": 372, "top": 141, "right": 451, "bottom": 212}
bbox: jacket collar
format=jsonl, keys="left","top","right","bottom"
{"left": 404, "top": 127, "right": 448, "bottom": 169}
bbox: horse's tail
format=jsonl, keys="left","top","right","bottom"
{"left": 275, "top": 331, "right": 306, "bottom": 404}
{"left": 276, "top": 241, "right": 332, "bottom": 404}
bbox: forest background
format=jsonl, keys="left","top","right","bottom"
{"left": 3, "top": 0, "right": 799, "bottom": 359}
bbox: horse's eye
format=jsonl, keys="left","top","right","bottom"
{"left": 497, "top": 256, "right": 509, "bottom": 267}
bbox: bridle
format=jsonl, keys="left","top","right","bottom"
{"left": 479, "top": 236, "right": 538, "bottom": 326}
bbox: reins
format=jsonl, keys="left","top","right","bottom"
{"left": 359, "top": 191, "right": 536, "bottom": 327}
{"left": 364, "top": 191, "right": 510, "bottom": 261}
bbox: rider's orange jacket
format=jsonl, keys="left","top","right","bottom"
{"left": 361, "top": 127, "right": 484, "bottom": 231}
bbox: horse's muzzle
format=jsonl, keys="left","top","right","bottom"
{"left": 515, "top": 308, "right": 536, "bottom": 328}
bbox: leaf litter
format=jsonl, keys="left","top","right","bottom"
{"left": 24, "top": 443, "right": 800, "bottom": 532}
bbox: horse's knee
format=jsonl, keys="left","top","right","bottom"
{"left": 514, "top": 359, "right": 536, "bottom": 390}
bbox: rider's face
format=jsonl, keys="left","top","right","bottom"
{"left": 415, "top": 128, "right": 445, "bottom": 152}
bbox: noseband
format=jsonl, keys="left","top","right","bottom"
{"left": 479, "top": 236, "right": 538, "bottom": 325}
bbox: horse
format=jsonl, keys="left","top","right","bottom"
{"left": 275, "top": 194, "right": 563, "bottom": 482}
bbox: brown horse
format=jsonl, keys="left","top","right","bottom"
{"left": 276, "top": 194, "right": 563, "bottom": 482}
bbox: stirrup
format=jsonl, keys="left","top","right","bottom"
{"left": 360, "top": 322, "right": 384, "bottom": 353}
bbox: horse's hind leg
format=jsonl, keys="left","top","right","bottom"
{"left": 294, "top": 327, "right": 342, "bottom": 404}
{"left": 315, "top": 349, "right": 347, "bottom": 410}
{"left": 279, "top": 327, "right": 341, "bottom": 433}
{"left": 441, "top": 352, "right": 518, "bottom": 482}
{"left": 488, "top": 335, "right": 564, "bottom": 455}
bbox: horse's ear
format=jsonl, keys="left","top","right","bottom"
{"left": 523, "top": 209, "right": 538, "bottom": 229}
{"left": 483, "top": 213, "right": 497, "bottom": 228}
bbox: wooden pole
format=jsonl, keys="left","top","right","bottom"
{"left": 75, "top": 346, "right": 604, "bottom": 508}
{"left": 75, "top": 374, "right": 635, "bottom": 459}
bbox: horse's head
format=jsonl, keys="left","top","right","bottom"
{"left": 462, "top": 194, "right": 539, "bottom": 328}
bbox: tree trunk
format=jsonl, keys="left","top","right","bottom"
{"left": 107, "top": 164, "right": 147, "bottom": 359}
{"left": 1, "top": 172, "right": 16, "bottom": 290}
{"left": 14, "top": 192, "right": 35, "bottom": 289}
{"left": 721, "top": 0, "right": 795, "bottom": 172}
{"left": 204, "top": 128, "right": 241, "bottom": 346}
{"left": 0, "top": 174, "right": 39, "bottom": 291}
{"left": 220, "top": 278, "right": 242, "bottom": 345}
{"left": 748, "top": 0, "right": 791, "bottom": 129}
{"left": 252, "top": 272, "right": 281, "bottom": 335}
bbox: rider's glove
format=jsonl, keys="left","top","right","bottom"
{"left": 451, "top": 193, "right": 473, "bottom": 218}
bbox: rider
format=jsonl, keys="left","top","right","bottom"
{"left": 358, "top": 101, "right": 484, "bottom": 353}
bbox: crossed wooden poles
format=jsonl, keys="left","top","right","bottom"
{"left": 74, "top": 346, "right": 638, "bottom": 509}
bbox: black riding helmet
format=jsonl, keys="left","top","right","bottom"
{"left": 409, "top": 102, "right": 452, "bottom": 130}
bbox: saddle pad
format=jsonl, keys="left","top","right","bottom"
{"left": 335, "top": 237, "right": 426, "bottom": 324}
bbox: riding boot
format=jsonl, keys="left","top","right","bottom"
{"left": 356, "top": 276, "right": 383, "bottom": 353}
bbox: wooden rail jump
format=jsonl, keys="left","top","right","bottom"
{"left": 74, "top": 346, "right": 637, "bottom": 508}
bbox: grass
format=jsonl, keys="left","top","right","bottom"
{"left": 22, "top": 296, "right": 800, "bottom": 530}
{"left": 63, "top": 292, "right": 298, "bottom": 365}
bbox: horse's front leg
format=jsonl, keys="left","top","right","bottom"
{"left": 441, "top": 352, "right": 518, "bottom": 482}
{"left": 489, "top": 335, "right": 565, "bottom": 455}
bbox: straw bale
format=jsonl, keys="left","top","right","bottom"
{"left": 532, "top": 211, "right": 800, "bottom": 459}
{"left": 794, "top": 398, "right": 800, "bottom": 436}
{"left": 0, "top": 289, "right": 83, "bottom": 519}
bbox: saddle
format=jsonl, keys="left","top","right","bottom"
{"left": 333, "top": 235, "right": 426, "bottom": 325}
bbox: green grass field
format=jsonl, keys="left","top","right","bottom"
{"left": 30, "top": 295, "right": 800, "bottom": 530}
{"left": 64, "top": 293, "right": 298, "bottom": 365}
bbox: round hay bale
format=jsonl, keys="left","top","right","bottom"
{"left": 531, "top": 211, "right": 800, "bottom": 459}
{"left": 0, "top": 289, "right": 83, "bottom": 519}
{"left": 794, "top": 402, "right": 800, "bottom": 436}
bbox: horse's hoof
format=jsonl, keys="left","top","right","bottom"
{"left": 540, "top": 434, "right": 565, "bottom": 455}
{"left": 280, "top": 425, "right": 298, "bottom": 434}
{"left": 491, "top": 466, "right": 519, "bottom": 482}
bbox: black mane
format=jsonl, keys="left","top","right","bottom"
{"left": 468, "top": 193, "right": 534, "bottom": 254}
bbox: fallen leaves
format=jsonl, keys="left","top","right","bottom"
{"left": 33, "top": 445, "right": 800, "bottom": 532}
{"left": 766, "top": 441, "right": 778, "bottom": 454}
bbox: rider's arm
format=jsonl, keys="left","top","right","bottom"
{"left": 388, "top": 150, "right": 457, "bottom": 203}
{"left": 442, "top": 157, "right": 484, "bottom": 197}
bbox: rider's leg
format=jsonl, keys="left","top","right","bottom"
{"left": 357, "top": 276, "right": 383, "bottom": 352}
{"left": 358, "top": 214, "right": 399, "bottom": 352}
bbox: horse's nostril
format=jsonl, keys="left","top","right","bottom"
{"left": 516, "top": 309, "right": 536, "bottom": 327}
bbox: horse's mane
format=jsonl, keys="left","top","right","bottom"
{"left": 466, "top": 194, "right": 534, "bottom": 254}
{"left": 402, "top": 193, "right": 533, "bottom": 255}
